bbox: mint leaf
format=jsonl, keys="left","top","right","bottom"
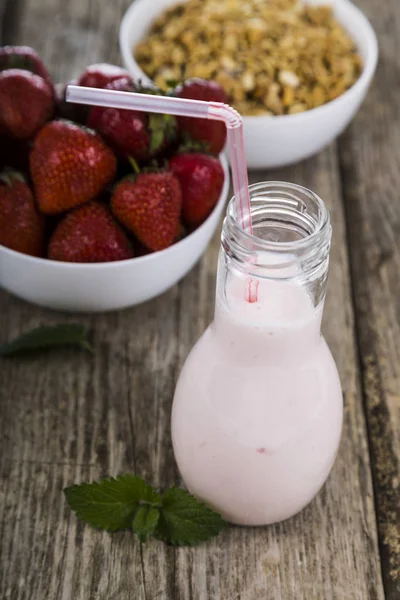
{"left": 64, "top": 475, "right": 161, "bottom": 532}
{"left": 156, "top": 487, "right": 227, "bottom": 546}
{"left": 0, "top": 324, "right": 92, "bottom": 357}
{"left": 133, "top": 506, "right": 160, "bottom": 542}
{"left": 64, "top": 475, "right": 228, "bottom": 546}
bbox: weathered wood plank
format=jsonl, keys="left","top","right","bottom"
{"left": 0, "top": 0, "right": 387, "bottom": 598}
{"left": 338, "top": 1, "right": 400, "bottom": 598}
{"left": 0, "top": 0, "right": 6, "bottom": 45}
{"left": 0, "top": 0, "right": 22, "bottom": 46}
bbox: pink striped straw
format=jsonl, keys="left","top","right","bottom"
{"left": 66, "top": 85, "right": 252, "bottom": 234}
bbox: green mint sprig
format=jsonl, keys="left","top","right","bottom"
{"left": 0, "top": 324, "right": 92, "bottom": 356}
{"left": 64, "top": 475, "right": 227, "bottom": 546}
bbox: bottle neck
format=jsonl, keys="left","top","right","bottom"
{"left": 213, "top": 182, "right": 331, "bottom": 362}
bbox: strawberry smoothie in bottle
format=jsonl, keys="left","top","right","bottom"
{"left": 172, "top": 182, "right": 343, "bottom": 525}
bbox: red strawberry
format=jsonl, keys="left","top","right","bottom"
{"left": 0, "top": 69, "right": 54, "bottom": 139}
{"left": 48, "top": 201, "right": 134, "bottom": 263}
{"left": 0, "top": 46, "right": 53, "bottom": 87}
{"left": 30, "top": 120, "right": 117, "bottom": 215}
{"left": 77, "top": 63, "right": 132, "bottom": 89}
{"left": 134, "top": 220, "right": 183, "bottom": 256}
{"left": 111, "top": 171, "right": 182, "bottom": 251}
{"left": 87, "top": 79, "right": 176, "bottom": 160}
{"left": 176, "top": 79, "right": 228, "bottom": 155}
{"left": 169, "top": 153, "right": 224, "bottom": 227}
{"left": 0, "top": 170, "right": 45, "bottom": 257}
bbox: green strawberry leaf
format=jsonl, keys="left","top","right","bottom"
{"left": 128, "top": 157, "right": 141, "bottom": 175}
{"left": 149, "top": 113, "right": 177, "bottom": 153}
{"left": 156, "top": 487, "right": 227, "bottom": 546}
{"left": 133, "top": 506, "right": 160, "bottom": 543}
{"left": 164, "top": 79, "right": 180, "bottom": 90}
{"left": 64, "top": 475, "right": 161, "bottom": 532}
{"left": 149, "top": 123, "right": 164, "bottom": 153}
{"left": 134, "top": 82, "right": 163, "bottom": 96}
{"left": 178, "top": 133, "right": 211, "bottom": 154}
{"left": 0, "top": 324, "right": 92, "bottom": 357}
{"left": 0, "top": 168, "right": 26, "bottom": 187}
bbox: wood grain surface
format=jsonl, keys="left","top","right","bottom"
{"left": 0, "top": 0, "right": 398, "bottom": 599}
{"left": 337, "top": 1, "right": 400, "bottom": 598}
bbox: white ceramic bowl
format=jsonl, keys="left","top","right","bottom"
{"left": 120, "top": 0, "right": 378, "bottom": 169}
{"left": 0, "top": 157, "right": 230, "bottom": 312}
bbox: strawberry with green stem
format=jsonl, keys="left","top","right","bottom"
{"left": 87, "top": 79, "right": 177, "bottom": 161}
{"left": 111, "top": 159, "right": 182, "bottom": 252}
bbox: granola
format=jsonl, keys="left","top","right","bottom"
{"left": 134, "top": 0, "right": 363, "bottom": 116}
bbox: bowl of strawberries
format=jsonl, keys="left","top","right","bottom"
{"left": 0, "top": 48, "right": 230, "bottom": 312}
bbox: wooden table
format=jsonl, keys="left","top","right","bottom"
{"left": 0, "top": 1, "right": 399, "bottom": 598}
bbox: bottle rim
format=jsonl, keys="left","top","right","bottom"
{"left": 225, "top": 181, "right": 331, "bottom": 254}
{"left": 222, "top": 182, "right": 332, "bottom": 281}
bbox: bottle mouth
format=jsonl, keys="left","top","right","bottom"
{"left": 222, "top": 182, "right": 332, "bottom": 279}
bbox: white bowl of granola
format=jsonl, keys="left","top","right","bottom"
{"left": 120, "top": 0, "right": 378, "bottom": 169}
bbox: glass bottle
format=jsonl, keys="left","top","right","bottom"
{"left": 171, "top": 182, "right": 343, "bottom": 526}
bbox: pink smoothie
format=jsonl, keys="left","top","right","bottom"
{"left": 172, "top": 276, "right": 343, "bottom": 525}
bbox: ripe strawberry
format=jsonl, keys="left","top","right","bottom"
{"left": 169, "top": 153, "right": 224, "bottom": 227}
{"left": 87, "top": 79, "right": 176, "bottom": 161}
{"left": 77, "top": 63, "right": 132, "bottom": 89}
{"left": 30, "top": 120, "right": 117, "bottom": 215}
{"left": 48, "top": 201, "right": 134, "bottom": 263}
{"left": 175, "top": 79, "right": 228, "bottom": 155}
{"left": 133, "top": 219, "right": 183, "bottom": 256}
{"left": 111, "top": 171, "right": 182, "bottom": 251}
{"left": 0, "top": 69, "right": 54, "bottom": 139}
{"left": 0, "top": 46, "right": 53, "bottom": 87}
{"left": 0, "top": 170, "right": 45, "bottom": 257}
